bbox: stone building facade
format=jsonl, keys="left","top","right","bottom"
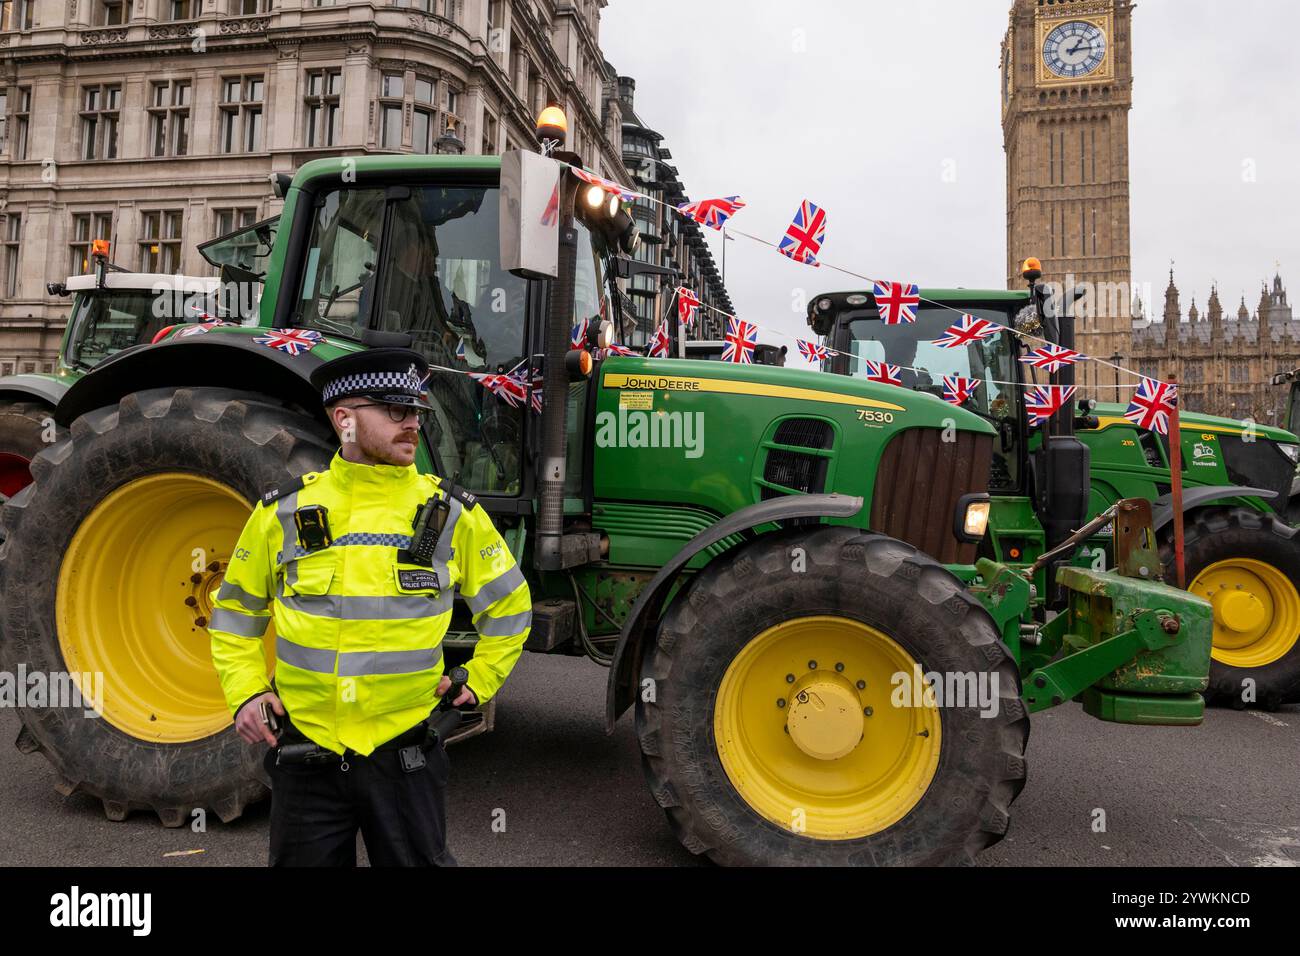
{"left": 1131, "top": 271, "right": 1300, "bottom": 424}
{"left": 0, "top": 0, "right": 629, "bottom": 374}
{"left": 1002, "top": 0, "right": 1134, "bottom": 395}
{"left": 607, "top": 72, "right": 730, "bottom": 349}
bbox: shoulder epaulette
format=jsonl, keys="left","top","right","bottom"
{"left": 434, "top": 477, "right": 478, "bottom": 510}
{"left": 260, "top": 474, "right": 310, "bottom": 506}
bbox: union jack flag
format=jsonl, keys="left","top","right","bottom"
{"left": 934, "top": 314, "right": 1002, "bottom": 349}
{"left": 677, "top": 196, "right": 746, "bottom": 231}
{"left": 778, "top": 200, "right": 827, "bottom": 266}
{"left": 253, "top": 328, "right": 323, "bottom": 356}
{"left": 1124, "top": 377, "right": 1179, "bottom": 435}
{"left": 862, "top": 360, "right": 903, "bottom": 387}
{"left": 469, "top": 369, "right": 529, "bottom": 409}
{"left": 571, "top": 317, "right": 589, "bottom": 349}
{"left": 1019, "top": 344, "right": 1085, "bottom": 373}
{"left": 873, "top": 281, "right": 921, "bottom": 325}
{"left": 722, "top": 317, "right": 758, "bottom": 364}
{"left": 454, "top": 338, "right": 467, "bottom": 362}
{"left": 647, "top": 323, "right": 672, "bottom": 359}
{"left": 676, "top": 287, "right": 701, "bottom": 328}
{"left": 602, "top": 343, "right": 639, "bottom": 358}
{"left": 177, "top": 321, "right": 233, "bottom": 338}
{"left": 1025, "top": 384, "right": 1077, "bottom": 427}
{"left": 797, "top": 339, "right": 830, "bottom": 366}
{"left": 942, "top": 375, "right": 979, "bottom": 406}
{"left": 570, "top": 166, "right": 640, "bottom": 202}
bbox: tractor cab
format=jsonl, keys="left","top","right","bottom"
{"left": 198, "top": 214, "right": 279, "bottom": 322}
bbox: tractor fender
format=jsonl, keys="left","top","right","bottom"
{"left": 603, "top": 492, "right": 864, "bottom": 732}
{"left": 1151, "top": 485, "right": 1280, "bottom": 533}
{"left": 0, "top": 374, "right": 68, "bottom": 409}
{"left": 54, "top": 336, "right": 328, "bottom": 428}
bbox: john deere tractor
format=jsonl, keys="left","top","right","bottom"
{"left": 0, "top": 133, "right": 1214, "bottom": 865}
{"left": 812, "top": 285, "right": 1300, "bottom": 709}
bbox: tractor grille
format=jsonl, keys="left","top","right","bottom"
{"left": 870, "top": 428, "right": 992, "bottom": 564}
{"left": 762, "top": 450, "right": 829, "bottom": 497}
{"left": 773, "top": 418, "right": 835, "bottom": 451}
{"left": 760, "top": 418, "right": 835, "bottom": 526}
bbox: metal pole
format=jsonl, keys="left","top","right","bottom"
{"left": 1167, "top": 374, "right": 1186, "bottom": 588}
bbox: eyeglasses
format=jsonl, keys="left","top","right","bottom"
{"left": 344, "top": 402, "right": 428, "bottom": 423}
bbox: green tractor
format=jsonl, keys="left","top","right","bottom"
{"left": 0, "top": 141, "right": 1214, "bottom": 865}
{"left": 812, "top": 285, "right": 1300, "bottom": 709}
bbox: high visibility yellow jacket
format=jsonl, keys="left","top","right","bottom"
{"left": 208, "top": 449, "right": 531, "bottom": 756}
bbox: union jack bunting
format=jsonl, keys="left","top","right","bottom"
{"left": 777, "top": 200, "right": 827, "bottom": 266}
{"left": 862, "top": 360, "right": 903, "bottom": 387}
{"left": 676, "top": 287, "right": 701, "bottom": 328}
{"left": 677, "top": 196, "right": 746, "bottom": 230}
{"left": 797, "top": 339, "right": 830, "bottom": 366}
{"left": 1019, "top": 344, "right": 1085, "bottom": 373}
{"left": 570, "top": 166, "right": 640, "bottom": 202}
{"left": 722, "top": 317, "right": 758, "bottom": 364}
{"left": 455, "top": 338, "right": 467, "bottom": 362}
{"left": 934, "top": 314, "right": 1002, "bottom": 349}
{"left": 469, "top": 370, "right": 530, "bottom": 409}
{"left": 571, "top": 317, "right": 590, "bottom": 349}
{"left": 176, "top": 321, "right": 233, "bottom": 338}
{"left": 942, "top": 375, "right": 979, "bottom": 406}
{"left": 647, "top": 323, "right": 672, "bottom": 359}
{"left": 602, "top": 343, "right": 639, "bottom": 358}
{"left": 873, "top": 281, "right": 921, "bottom": 325}
{"left": 252, "top": 328, "right": 323, "bottom": 356}
{"left": 1025, "top": 384, "right": 1077, "bottom": 427}
{"left": 1124, "top": 377, "right": 1179, "bottom": 435}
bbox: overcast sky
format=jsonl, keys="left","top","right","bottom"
{"left": 601, "top": 0, "right": 1300, "bottom": 355}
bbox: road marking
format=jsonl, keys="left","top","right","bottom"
{"left": 1246, "top": 710, "right": 1290, "bottom": 728}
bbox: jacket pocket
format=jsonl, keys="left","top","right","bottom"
{"left": 284, "top": 550, "right": 338, "bottom": 597}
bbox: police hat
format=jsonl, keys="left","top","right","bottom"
{"left": 309, "top": 347, "right": 436, "bottom": 410}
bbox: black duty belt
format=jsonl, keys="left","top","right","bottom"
{"left": 275, "top": 718, "right": 433, "bottom": 771}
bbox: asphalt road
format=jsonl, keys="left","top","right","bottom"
{"left": 1, "top": 651, "right": 1297, "bottom": 867}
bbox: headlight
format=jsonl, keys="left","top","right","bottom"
{"left": 955, "top": 493, "right": 991, "bottom": 542}
{"left": 1279, "top": 443, "right": 1299, "bottom": 465}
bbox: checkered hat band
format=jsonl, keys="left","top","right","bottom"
{"left": 322, "top": 370, "right": 423, "bottom": 402}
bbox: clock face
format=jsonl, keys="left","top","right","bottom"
{"left": 1042, "top": 20, "right": 1107, "bottom": 79}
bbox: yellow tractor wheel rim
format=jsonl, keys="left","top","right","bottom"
{"left": 1191, "top": 558, "right": 1300, "bottom": 669}
{"left": 56, "top": 473, "right": 270, "bottom": 743}
{"left": 714, "top": 616, "right": 941, "bottom": 841}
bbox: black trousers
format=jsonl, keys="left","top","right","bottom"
{"left": 263, "top": 731, "right": 457, "bottom": 867}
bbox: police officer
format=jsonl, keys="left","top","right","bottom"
{"left": 208, "top": 348, "right": 531, "bottom": 866}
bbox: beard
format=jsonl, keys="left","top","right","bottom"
{"left": 354, "top": 412, "right": 420, "bottom": 466}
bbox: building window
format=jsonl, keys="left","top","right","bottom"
{"left": 412, "top": 75, "right": 436, "bottom": 153}
{"left": 220, "top": 75, "right": 264, "bottom": 153}
{"left": 139, "top": 210, "right": 184, "bottom": 273}
{"left": 69, "top": 212, "right": 113, "bottom": 276}
{"left": 379, "top": 72, "right": 404, "bottom": 149}
{"left": 0, "top": 0, "right": 35, "bottom": 31}
{"left": 305, "top": 69, "right": 342, "bottom": 147}
{"left": 481, "top": 108, "right": 497, "bottom": 156}
{"left": 3, "top": 86, "right": 31, "bottom": 160}
{"left": 445, "top": 88, "right": 461, "bottom": 133}
{"left": 168, "top": 0, "right": 196, "bottom": 19}
{"left": 80, "top": 85, "right": 122, "bottom": 161}
{"left": 231, "top": 0, "right": 270, "bottom": 12}
{"left": 214, "top": 207, "right": 257, "bottom": 238}
{"left": 0, "top": 89, "right": 6, "bottom": 156}
{"left": 99, "top": 0, "right": 126, "bottom": 24}
{"left": 148, "top": 80, "right": 191, "bottom": 157}
{"left": 3, "top": 214, "right": 21, "bottom": 298}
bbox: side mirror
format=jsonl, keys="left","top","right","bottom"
{"left": 500, "top": 150, "right": 561, "bottom": 280}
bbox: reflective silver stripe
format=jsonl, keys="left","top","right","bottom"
{"left": 476, "top": 609, "right": 532, "bottom": 637}
{"left": 209, "top": 607, "right": 271, "bottom": 638}
{"left": 464, "top": 564, "right": 525, "bottom": 614}
{"left": 338, "top": 645, "right": 443, "bottom": 677}
{"left": 276, "top": 635, "right": 336, "bottom": 674}
{"left": 277, "top": 588, "right": 453, "bottom": 621}
{"left": 276, "top": 492, "right": 299, "bottom": 585}
{"left": 433, "top": 494, "right": 463, "bottom": 565}
{"left": 216, "top": 580, "right": 271, "bottom": 612}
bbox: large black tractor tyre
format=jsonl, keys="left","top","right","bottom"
{"left": 0, "top": 400, "right": 60, "bottom": 504}
{"left": 637, "top": 526, "right": 1029, "bottom": 866}
{"left": 0, "top": 387, "right": 334, "bottom": 826}
{"left": 1161, "top": 507, "right": 1300, "bottom": 710}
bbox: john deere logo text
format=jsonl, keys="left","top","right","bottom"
{"left": 595, "top": 406, "right": 704, "bottom": 459}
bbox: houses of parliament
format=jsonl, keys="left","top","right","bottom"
{"left": 1002, "top": 0, "right": 1299, "bottom": 424}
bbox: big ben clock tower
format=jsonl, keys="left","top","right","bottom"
{"left": 1002, "top": 0, "right": 1134, "bottom": 393}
